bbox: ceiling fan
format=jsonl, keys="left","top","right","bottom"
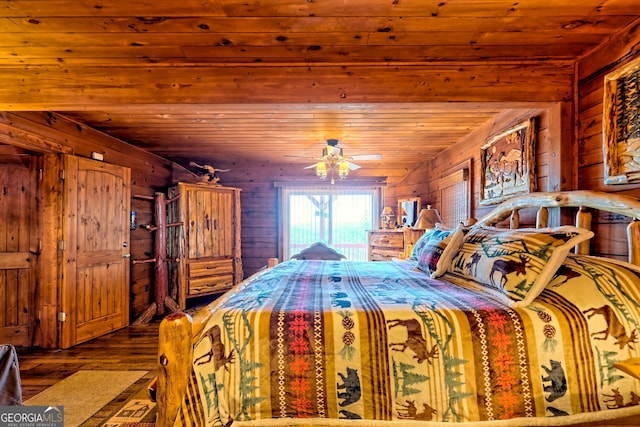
{"left": 304, "top": 139, "right": 383, "bottom": 184}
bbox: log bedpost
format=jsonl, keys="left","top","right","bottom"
{"left": 157, "top": 312, "right": 193, "bottom": 427}
{"left": 267, "top": 257, "right": 279, "bottom": 268}
{"left": 536, "top": 207, "right": 548, "bottom": 228}
{"left": 575, "top": 206, "right": 592, "bottom": 255}
{"left": 628, "top": 219, "right": 640, "bottom": 266}
{"left": 509, "top": 210, "right": 519, "bottom": 229}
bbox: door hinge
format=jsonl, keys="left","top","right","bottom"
{"left": 58, "top": 312, "right": 67, "bottom": 322}
{"left": 59, "top": 169, "right": 65, "bottom": 181}
{"left": 58, "top": 240, "right": 65, "bottom": 250}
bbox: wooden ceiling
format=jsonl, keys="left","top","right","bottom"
{"left": 1, "top": 1, "right": 639, "bottom": 183}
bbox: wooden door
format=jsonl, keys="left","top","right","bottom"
{"left": 0, "top": 158, "right": 38, "bottom": 346}
{"left": 60, "top": 156, "right": 131, "bottom": 348}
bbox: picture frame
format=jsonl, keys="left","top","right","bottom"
{"left": 603, "top": 56, "right": 640, "bottom": 185}
{"left": 480, "top": 117, "right": 537, "bottom": 205}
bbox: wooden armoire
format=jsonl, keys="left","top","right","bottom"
{"left": 167, "top": 182, "right": 242, "bottom": 308}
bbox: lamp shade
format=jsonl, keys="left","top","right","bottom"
{"left": 380, "top": 206, "right": 395, "bottom": 229}
{"left": 381, "top": 206, "right": 395, "bottom": 216}
{"left": 414, "top": 206, "right": 442, "bottom": 230}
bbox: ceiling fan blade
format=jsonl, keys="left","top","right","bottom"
{"left": 348, "top": 154, "right": 383, "bottom": 161}
{"left": 346, "top": 161, "right": 361, "bottom": 170}
{"left": 285, "top": 154, "right": 318, "bottom": 160}
{"left": 304, "top": 162, "right": 320, "bottom": 169}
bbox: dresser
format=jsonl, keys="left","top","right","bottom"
{"left": 167, "top": 182, "right": 242, "bottom": 308}
{"left": 368, "top": 229, "right": 425, "bottom": 261}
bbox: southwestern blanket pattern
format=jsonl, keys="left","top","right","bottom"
{"left": 176, "top": 258, "right": 640, "bottom": 426}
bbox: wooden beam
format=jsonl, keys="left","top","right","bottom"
{"left": 0, "top": 63, "right": 574, "bottom": 109}
{"left": 0, "top": 122, "right": 73, "bottom": 154}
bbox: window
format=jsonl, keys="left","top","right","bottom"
{"left": 278, "top": 185, "right": 382, "bottom": 261}
{"left": 438, "top": 161, "right": 471, "bottom": 227}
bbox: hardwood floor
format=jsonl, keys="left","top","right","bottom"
{"left": 17, "top": 322, "right": 160, "bottom": 400}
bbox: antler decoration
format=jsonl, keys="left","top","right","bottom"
{"left": 189, "top": 161, "right": 230, "bottom": 184}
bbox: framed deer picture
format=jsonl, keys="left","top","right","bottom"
{"left": 480, "top": 117, "right": 537, "bottom": 205}
{"left": 603, "top": 56, "right": 640, "bottom": 185}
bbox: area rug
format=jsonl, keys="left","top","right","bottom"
{"left": 93, "top": 376, "right": 157, "bottom": 427}
{"left": 24, "top": 370, "right": 148, "bottom": 427}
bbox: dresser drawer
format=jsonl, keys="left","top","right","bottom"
{"left": 187, "top": 259, "right": 234, "bottom": 296}
{"left": 188, "top": 275, "right": 234, "bottom": 295}
{"left": 188, "top": 259, "right": 233, "bottom": 278}
{"left": 370, "top": 248, "right": 404, "bottom": 261}
{"left": 368, "top": 229, "right": 423, "bottom": 261}
{"left": 369, "top": 232, "right": 404, "bottom": 248}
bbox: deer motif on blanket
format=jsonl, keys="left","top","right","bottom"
{"left": 489, "top": 254, "right": 529, "bottom": 288}
{"left": 194, "top": 325, "right": 236, "bottom": 370}
{"left": 396, "top": 400, "right": 437, "bottom": 420}
{"left": 387, "top": 318, "right": 438, "bottom": 364}
{"left": 583, "top": 305, "right": 638, "bottom": 350}
{"left": 603, "top": 389, "right": 640, "bottom": 408}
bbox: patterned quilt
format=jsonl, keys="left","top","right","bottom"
{"left": 174, "top": 256, "right": 640, "bottom": 426}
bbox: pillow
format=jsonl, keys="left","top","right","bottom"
{"left": 409, "top": 227, "right": 454, "bottom": 261}
{"left": 415, "top": 226, "right": 464, "bottom": 278}
{"left": 447, "top": 226, "right": 594, "bottom": 307}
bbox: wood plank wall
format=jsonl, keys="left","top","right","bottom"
{"left": 0, "top": 112, "right": 194, "bottom": 345}
{"left": 236, "top": 182, "right": 279, "bottom": 276}
{"left": 209, "top": 163, "right": 286, "bottom": 277}
{"left": 390, "top": 20, "right": 640, "bottom": 261}
{"left": 389, "top": 107, "right": 556, "bottom": 227}
{"left": 576, "top": 20, "right": 640, "bottom": 260}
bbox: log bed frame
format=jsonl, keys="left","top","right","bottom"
{"left": 156, "top": 190, "right": 640, "bottom": 427}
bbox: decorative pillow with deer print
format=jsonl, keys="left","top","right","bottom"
{"left": 414, "top": 225, "right": 464, "bottom": 278}
{"left": 409, "top": 226, "right": 455, "bottom": 261}
{"left": 446, "top": 225, "right": 594, "bottom": 307}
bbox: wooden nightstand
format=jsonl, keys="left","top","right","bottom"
{"left": 368, "top": 229, "right": 425, "bottom": 261}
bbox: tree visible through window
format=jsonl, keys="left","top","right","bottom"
{"left": 282, "top": 186, "right": 381, "bottom": 261}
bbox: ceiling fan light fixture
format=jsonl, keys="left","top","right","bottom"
{"left": 316, "top": 162, "right": 327, "bottom": 179}
{"left": 305, "top": 139, "right": 381, "bottom": 184}
{"left": 338, "top": 160, "right": 349, "bottom": 179}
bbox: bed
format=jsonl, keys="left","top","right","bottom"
{"left": 156, "top": 190, "right": 640, "bottom": 427}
